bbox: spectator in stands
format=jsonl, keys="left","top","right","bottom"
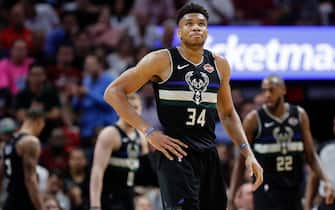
{"left": 0, "top": 39, "right": 34, "bottom": 96}
{"left": 46, "top": 171, "right": 71, "bottom": 210}
{"left": 15, "top": 62, "right": 62, "bottom": 142}
{"left": 0, "top": 3, "right": 32, "bottom": 50}
{"left": 234, "top": 182, "right": 254, "bottom": 210}
{"left": 135, "top": 195, "right": 154, "bottom": 210}
{"left": 64, "top": 148, "right": 90, "bottom": 210}
{"left": 71, "top": 54, "right": 117, "bottom": 145}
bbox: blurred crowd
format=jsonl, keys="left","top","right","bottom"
{"left": 0, "top": 0, "right": 334, "bottom": 210}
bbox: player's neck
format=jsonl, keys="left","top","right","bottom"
{"left": 179, "top": 44, "right": 203, "bottom": 64}
{"left": 19, "top": 124, "right": 36, "bottom": 136}
{"left": 117, "top": 120, "right": 135, "bottom": 134}
{"left": 268, "top": 102, "right": 287, "bottom": 118}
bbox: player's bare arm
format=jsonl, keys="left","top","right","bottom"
{"left": 228, "top": 110, "right": 259, "bottom": 210}
{"left": 299, "top": 107, "right": 334, "bottom": 204}
{"left": 104, "top": 50, "right": 188, "bottom": 161}
{"left": 18, "top": 136, "right": 45, "bottom": 210}
{"left": 304, "top": 171, "right": 319, "bottom": 210}
{"left": 90, "top": 126, "right": 121, "bottom": 209}
{"left": 215, "top": 55, "right": 263, "bottom": 191}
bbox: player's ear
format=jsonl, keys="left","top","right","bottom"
{"left": 177, "top": 28, "right": 181, "bottom": 38}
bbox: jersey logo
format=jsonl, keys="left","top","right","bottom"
{"left": 288, "top": 117, "right": 299, "bottom": 126}
{"left": 264, "top": 122, "right": 275, "bottom": 128}
{"left": 185, "top": 71, "right": 209, "bottom": 105}
{"left": 177, "top": 64, "right": 189, "bottom": 70}
{"left": 273, "top": 126, "right": 294, "bottom": 154}
{"left": 203, "top": 64, "right": 214, "bottom": 73}
{"left": 127, "top": 143, "right": 140, "bottom": 159}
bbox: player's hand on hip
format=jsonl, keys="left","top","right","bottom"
{"left": 146, "top": 130, "right": 188, "bottom": 160}
{"left": 245, "top": 155, "right": 263, "bottom": 191}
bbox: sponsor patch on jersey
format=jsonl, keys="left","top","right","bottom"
{"left": 203, "top": 64, "right": 214, "bottom": 73}
{"left": 288, "top": 117, "right": 299, "bottom": 126}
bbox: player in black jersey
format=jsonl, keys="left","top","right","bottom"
{"left": 229, "top": 75, "right": 333, "bottom": 210}
{"left": 0, "top": 108, "right": 45, "bottom": 210}
{"left": 103, "top": 3, "right": 263, "bottom": 210}
{"left": 90, "top": 93, "right": 148, "bottom": 210}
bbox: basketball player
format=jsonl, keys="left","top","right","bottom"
{"left": 103, "top": 3, "right": 263, "bottom": 210}
{"left": 0, "top": 108, "right": 45, "bottom": 210}
{"left": 305, "top": 116, "right": 335, "bottom": 210}
{"left": 229, "top": 75, "right": 333, "bottom": 210}
{"left": 90, "top": 93, "right": 149, "bottom": 210}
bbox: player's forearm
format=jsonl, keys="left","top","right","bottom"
{"left": 90, "top": 170, "right": 103, "bottom": 207}
{"left": 304, "top": 172, "right": 319, "bottom": 209}
{"left": 308, "top": 153, "right": 328, "bottom": 182}
{"left": 24, "top": 174, "right": 44, "bottom": 210}
{"left": 220, "top": 110, "right": 254, "bottom": 158}
{"left": 104, "top": 86, "right": 151, "bottom": 132}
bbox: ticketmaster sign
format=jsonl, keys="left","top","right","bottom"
{"left": 172, "top": 26, "right": 335, "bottom": 80}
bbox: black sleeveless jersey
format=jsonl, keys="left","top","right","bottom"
{"left": 3, "top": 132, "right": 35, "bottom": 210}
{"left": 252, "top": 104, "right": 304, "bottom": 189}
{"left": 153, "top": 48, "right": 221, "bottom": 151}
{"left": 102, "top": 125, "right": 142, "bottom": 195}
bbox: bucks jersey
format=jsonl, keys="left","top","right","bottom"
{"left": 3, "top": 133, "right": 36, "bottom": 210}
{"left": 153, "top": 48, "right": 221, "bottom": 151}
{"left": 252, "top": 104, "right": 304, "bottom": 189}
{"left": 102, "top": 125, "right": 142, "bottom": 195}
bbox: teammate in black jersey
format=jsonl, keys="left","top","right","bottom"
{"left": 0, "top": 108, "right": 45, "bottom": 210}
{"left": 103, "top": 3, "right": 263, "bottom": 210}
{"left": 90, "top": 93, "right": 148, "bottom": 210}
{"left": 229, "top": 75, "right": 333, "bottom": 210}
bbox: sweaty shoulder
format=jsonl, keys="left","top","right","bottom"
{"left": 213, "top": 54, "right": 231, "bottom": 82}
{"left": 97, "top": 126, "right": 122, "bottom": 151}
{"left": 16, "top": 135, "right": 40, "bottom": 155}
{"left": 138, "top": 49, "right": 171, "bottom": 83}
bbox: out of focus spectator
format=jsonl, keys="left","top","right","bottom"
{"left": 0, "top": 3, "right": 32, "bottom": 50}
{"left": 127, "top": 10, "right": 161, "bottom": 48}
{"left": 73, "top": 31, "right": 92, "bottom": 69}
{"left": 234, "top": 182, "right": 254, "bottom": 210}
{"left": 29, "top": 31, "right": 48, "bottom": 64}
{"left": 154, "top": 19, "right": 176, "bottom": 49}
{"left": 110, "top": 0, "right": 135, "bottom": 31}
{"left": 63, "top": 0, "right": 99, "bottom": 30}
{"left": 64, "top": 148, "right": 90, "bottom": 210}
{"left": 0, "top": 39, "right": 33, "bottom": 96}
{"left": 44, "top": 11, "right": 78, "bottom": 59}
{"left": 86, "top": 6, "right": 124, "bottom": 49}
{"left": 132, "top": 0, "right": 176, "bottom": 24}
{"left": 23, "top": 0, "right": 60, "bottom": 34}
{"left": 15, "top": 62, "right": 62, "bottom": 142}
{"left": 40, "top": 127, "right": 69, "bottom": 171}
{"left": 71, "top": 54, "right": 117, "bottom": 144}
{"left": 44, "top": 194, "right": 62, "bottom": 210}
{"left": 188, "top": 0, "right": 235, "bottom": 24}
{"left": 47, "top": 44, "right": 81, "bottom": 92}
{"left": 46, "top": 171, "right": 71, "bottom": 210}
{"left": 135, "top": 195, "right": 154, "bottom": 210}
{"left": 0, "top": 117, "right": 17, "bottom": 146}
{"left": 106, "top": 35, "right": 135, "bottom": 77}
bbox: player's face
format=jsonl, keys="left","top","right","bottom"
{"left": 178, "top": 13, "right": 208, "bottom": 47}
{"left": 129, "top": 97, "right": 142, "bottom": 115}
{"left": 261, "top": 80, "right": 285, "bottom": 110}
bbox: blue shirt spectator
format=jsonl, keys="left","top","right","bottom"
{"left": 72, "top": 54, "right": 118, "bottom": 142}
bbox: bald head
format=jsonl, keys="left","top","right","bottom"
{"left": 262, "top": 74, "right": 285, "bottom": 88}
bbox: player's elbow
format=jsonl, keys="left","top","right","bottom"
{"left": 103, "top": 83, "right": 119, "bottom": 106}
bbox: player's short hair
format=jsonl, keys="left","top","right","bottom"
{"left": 176, "top": 2, "right": 209, "bottom": 25}
{"left": 25, "top": 108, "right": 45, "bottom": 121}
{"left": 264, "top": 74, "right": 285, "bottom": 87}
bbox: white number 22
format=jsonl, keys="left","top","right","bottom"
{"left": 186, "top": 108, "right": 206, "bottom": 127}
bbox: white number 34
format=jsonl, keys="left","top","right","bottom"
{"left": 186, "top": 108, "right": 206, "bottom": 127}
